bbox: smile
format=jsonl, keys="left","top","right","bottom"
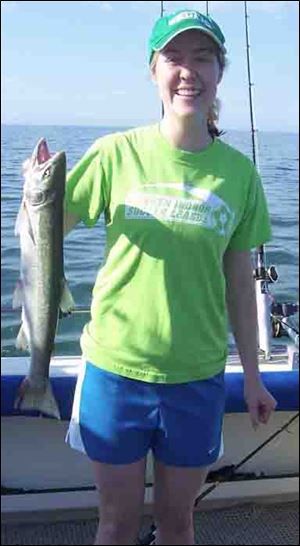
{"left": 175, "top": 89, "right": 201, "bottom": 97}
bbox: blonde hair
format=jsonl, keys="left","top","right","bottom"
{"left": 150, "top": 49, "right": 228, "bottom": 138}
{"left": 207, "top": 98, "right": 223, "bottom": 138}
{"left": 208, "top": 50, "right": 227, "bottom": 138}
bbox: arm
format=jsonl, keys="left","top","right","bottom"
{"left": 63, "top": 208, "right": 81, "bottom": 237}
{"left": 223, "top": 249, "right": 277, "bottom": 428}
{"left": 63, "top": 144, "right": 104, "bottom": 236}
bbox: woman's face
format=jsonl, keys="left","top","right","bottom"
{"left": 151, "top": 29, "right": 222, "bottom": 122}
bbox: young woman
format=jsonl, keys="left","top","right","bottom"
{"left": 64, "top": 9, "right": 277, "bottom": 546}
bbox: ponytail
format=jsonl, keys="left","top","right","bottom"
{"left": 207, "top": 98, "right": 225, "bottom": 139}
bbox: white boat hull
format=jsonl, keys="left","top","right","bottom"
{"left": 1, "top": 353, "right": 299, "bottom": 520}
{"left": 1, "top": 409, "right": 298, "bottom": 492}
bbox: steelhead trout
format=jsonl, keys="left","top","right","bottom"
{"left": 13, "top": 138, "right": 75, "bottom": 419}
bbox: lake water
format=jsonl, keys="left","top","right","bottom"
{"left": 1, "top": 124, "right": 298, "bottom": 356}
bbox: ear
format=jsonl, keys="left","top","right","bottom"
{"left": 149, "top": 52, "right": 159, "bottom": 83}
{"left": 150, "top": 65, "right": 157, "bottom": 84}
{"left": 218, "top": 70, "right": 223, "bottom": 84}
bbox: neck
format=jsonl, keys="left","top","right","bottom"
{"left": 160, "top": 115, "right": 213, "bottom": 153}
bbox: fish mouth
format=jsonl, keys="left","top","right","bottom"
{"left": 22, "top": 138, "right": 66, "bottom": 194}
{"left": 32, "top": 138, "right": 62, "bottom": 166}
{"left": 32, "top": 138, "right": 51, "bottom": 166}
{"left": 29, "top": 138, "right": 64, "bottom": 175}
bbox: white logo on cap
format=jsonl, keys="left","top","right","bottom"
{"left": 169, "top": 11, "right": 200, "bottom": 26}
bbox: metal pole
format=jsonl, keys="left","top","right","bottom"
{"left": 160, "top": 0, "right": 164, "bottom": 17}
{"left": 206, "top": 1, "right": 209, "bottom": 16}
{"left": 244, "top": 1, "right": 259, "bottom": 170}
{"left": 1, "top": 306, "right": 91, "bottom": 315}
{"left": 160, "top": 1, "right": 165, "bottom": 118}
{"left": 244, "top": 1, "right": 272, "bottom": 359}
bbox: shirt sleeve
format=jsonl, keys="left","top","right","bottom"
{"left": 227, "top": 167, "right": 272, "bottom": 251}
{"left": 64, "top": 140, "right": 108, "bottom": 227}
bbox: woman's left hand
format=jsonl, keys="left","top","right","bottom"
{"left": 244, "top": 378, "right": 277, "bottom": 429}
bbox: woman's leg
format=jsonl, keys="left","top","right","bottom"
{"left": 151, "top": 373, "right": 225, "bottom": 545}
{"left": 93, "top": 457, "right": 147, "bottom": 545}
{"left": 153, "top": 460, "right": 209, "bottom": 545}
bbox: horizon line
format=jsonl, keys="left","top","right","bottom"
{"left": 1, "top": 123, "right": 299, "bottom": 135}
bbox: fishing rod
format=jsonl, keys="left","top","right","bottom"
{"left": 136, "top": 6, "right": 298, "bottom": 544}
{"left": 2, "top": 305, "right": 299, "bottom": 348}
{"left": 160, "top": 1, "right": 165, "bottom": 118}
{"left": 137, "top": 411, "right": 299, "bottom": 544}
{"left": 193, "top": 411, "right": 299, "bottom": 504}
{"left": 244, "top": 1, "right": 259, "bottom": 171}
{"left": 3, "top": 306, "right": 299, "bottom": 346}
{"left": 244, "top": 1, "right": 278, "bottom": 360}
{"left": 1, "top": 306, "right": 91, "bottom": 315}
{"left": 204, "top": 1, "right": 281, "bottom": 358}
{"left": 160, "top": 0, "right": 164, "bottom": 18}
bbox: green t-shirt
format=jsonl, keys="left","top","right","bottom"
{"left": 65, "top": 124, "right": 271, "bottom": 383}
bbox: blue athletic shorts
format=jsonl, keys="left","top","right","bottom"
{"left": 66, "top": 361, "right": 226, "bottom": 467}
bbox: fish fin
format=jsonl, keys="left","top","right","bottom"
{"left": 13, "top": 284, "right": 30, "bottom": 351}
{"left": 14, "top": 378, "right": 61, "bottom": 420}
{"left": 15, "top": 200, "right": 36, "bottom": 244}
{"left": 15, "top": 325, "right": 29, "bottom": 351}
{"left": 15, "top": 200, "right": 27, "bottom": 236}
{"left": 12, "top": 280, "right": 24, "bottom": 309}
{"left": 59, "top": 279, "right": 75, "bottom": 315}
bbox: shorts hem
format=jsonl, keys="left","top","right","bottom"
{"left": 152, "top": 455, "right": 219, "bottom": 468}
{"left": 152, "top": 436, "right": 224, "bottom": 468}
{"left": 87, "top": 452, "right": 149, "bottom": 465}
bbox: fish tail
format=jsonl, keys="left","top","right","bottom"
{"left": 14, "top": 377, "right": 61, "bottom": 420}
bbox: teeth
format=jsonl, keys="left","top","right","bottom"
{"left": 176, "top": 90, "right": 200, "bottom": 97}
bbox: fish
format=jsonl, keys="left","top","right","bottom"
{"left": 13, "top": 138, "right": 75, "bottom": 419}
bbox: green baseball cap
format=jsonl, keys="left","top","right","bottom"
{"left": 148, "top": 9, "right": 226, "bottom": 63}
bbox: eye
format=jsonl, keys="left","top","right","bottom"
{"left": 195, "top": 55, "right": 211, "bottom": 63}
{"left": 43, "top": 167, "right": 51, "bottom": 178}
{"left": 164, "top": 55, "right": 180, "bottom": 64}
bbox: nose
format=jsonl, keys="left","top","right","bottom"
{"left": 179, "top": 64, "right": 197, "bottom": 81}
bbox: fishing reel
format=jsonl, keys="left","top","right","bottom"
{"left": 253, "top": 264, "right": 299, "bottom": 343}
{"left": 271, "top": 301, "right": 299, "bottom": 340}
{"left": 254, "top": 264, "right": 279, "bottom": 283}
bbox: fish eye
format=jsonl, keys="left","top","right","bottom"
{"left": 43, "top": 167, "right": 51, "bottom": 178}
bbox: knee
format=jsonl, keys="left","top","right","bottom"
{"left": 154, "top": 505, "right": 193, "bottom": 534}
{"left": 100, "top": 509, "right": 140, "bottom": 541}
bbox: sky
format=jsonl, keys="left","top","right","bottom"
{"left": 1, "top": 0, "right": 299, "bottom": 132}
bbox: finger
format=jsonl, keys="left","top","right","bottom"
{"left": 258, "top": 405, "right": 270, "bottom": 424}
{"left": 248, "top": 405, "right": 259, "bottom": 429}
{"left": 258, "top": 403, "right": 274, "bottom": 424}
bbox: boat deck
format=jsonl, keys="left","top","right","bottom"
{"left": 1, "top": 501, "right": 299, "bottom": 545}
